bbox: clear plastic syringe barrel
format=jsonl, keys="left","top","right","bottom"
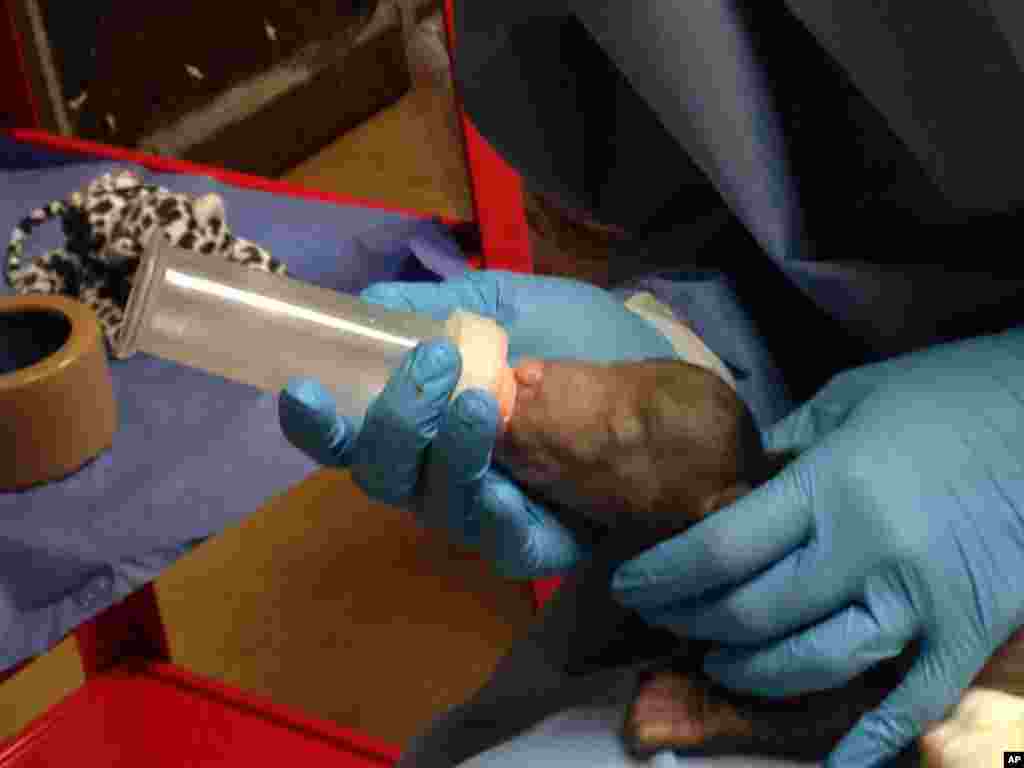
{"left": 115, "top": 237, "right": 450, "bottom": 428}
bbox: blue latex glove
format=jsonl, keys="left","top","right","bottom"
{"left": 279, "top": 270, "right": 677, "bottom": 577}
{"left": 612, "top": 326, "right": 1024, "bottom": 767}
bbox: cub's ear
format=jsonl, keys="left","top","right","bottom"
{"left": 698, "top": 482, "right": 751, "bottom": 520}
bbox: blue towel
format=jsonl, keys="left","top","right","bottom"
{"left": 0, "top": 137, "right": 469, "bottom": 671}
{"left": 0, "top": 138, "right": 794, "bottom": 678}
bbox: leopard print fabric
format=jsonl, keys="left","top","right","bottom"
{"left": 5, "top": 169, "right": 287, "bottom": 351}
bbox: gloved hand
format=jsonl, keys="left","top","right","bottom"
{"left": 279, "top": 269, "right": 677, "bottom": 577}
{"left": 611, "top": 326, "right": 1024, "bottom": 767}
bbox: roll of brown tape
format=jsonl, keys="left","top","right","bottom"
{"left": 0, "top": 295, "right": 117, "bottom": 491}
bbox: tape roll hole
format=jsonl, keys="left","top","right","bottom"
{"left": 1, "top": 309, "right": 73, "bottom": 374}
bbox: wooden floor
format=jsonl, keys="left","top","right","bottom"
{"left": 0, "top": 89, "right": 538, "bottom": 749}
{"left": 285, "top": 86, "right": 476, "bottom": 222}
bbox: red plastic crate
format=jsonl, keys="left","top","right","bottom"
{"left": 0, "top": 661, "right": 400, "bottom": 768}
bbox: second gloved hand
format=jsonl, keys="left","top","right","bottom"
{"left": 611, "top": 326, "right": 1024, "bottom": 767}
{"left": 279, "top": 270, "right": 677, "bottom": 578}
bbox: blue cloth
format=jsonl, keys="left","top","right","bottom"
{"left": 455, "top": 0, "right": 1024, "bottom": 391}
{"left": 0, "top": 137, "right": 792, "bottom": 677}
{"left": 0, "top": 136, "right": 471, "bottom": 671}
{"left": 457, "top": 709, "right": 807, "bottom": 768}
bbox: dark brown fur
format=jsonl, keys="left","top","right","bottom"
{"left": 495, "top": 357, "right": 792, "bottom": 558}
